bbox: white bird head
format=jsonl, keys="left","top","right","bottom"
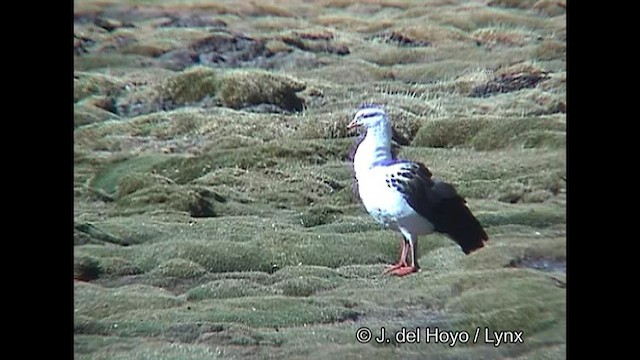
{"left": 347, "top": 106, "right": 389, "bottom": 130}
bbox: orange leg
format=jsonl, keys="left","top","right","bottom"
{"left": 387, "top": 236, "right": 419, "bottom": 277}
{"left": 384, "top": 238, "right": 408, "bottom": 274}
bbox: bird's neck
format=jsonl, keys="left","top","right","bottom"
{"left": 354, "top": 124, "right": 392, "bottom": 177}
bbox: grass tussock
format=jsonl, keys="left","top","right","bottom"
{"left": 117, "top": 27, "right": 212, "bottom": 57}
{"left": 74, "top": 72, "right": 124, "bottom": 102}
{"left": 75, "top": 281, "right": 183, "bottom": 319}
{"left": 412, "top": 115, "right": 565, "bottom": 151}
{"left": 360, "top": 46, "right": 431, "bottom": 66}
{"left": 412, "top": 117, "right": 492, "bottom": 148}
{"left": 393, "top": 60, "right": 478, "bottom": 83}
{"left": 471, "top": 116, "right": 565, "bottom": 150}
{"left": 490, "top": 0, "right": 566, "bottom": 17}
{"left": 116, "top": 66, "right": 219, "bottom": 117}
{"left": 249, "top": 2, "right": 295, "bottom": 17}
{"left": 219, "top": 69, "right": 306, "bottom": 112}
{"left": 469, "top": 62, "right": 550, "bottom": 97}
{"left": 159, "top": 66, "right": 220, "bottom": 105}
{"left": 435, "top": 6, "right": 546, "bottom": 32}
{"left": 535, "top": 39, "right": 567, "bottom": 60}
{"left": 303, "top": 59, "right": 395, "bottom": 84}
{"left": 533, "top": 0, "right": 567, "bottom": 16}
{"left": 75, "top": 99, "right": 120, "bottom": 127}
{"left": 472, "top": 25, "right": 540, "bottom": 48}
{"left": 186, "top": 279, "right": 275, "bottom": 300}
{"left": 115, "top": 184, "right": 218, "bottom": 217}
{"left": 152, "top": 258, "right": 208, "bottom": 278}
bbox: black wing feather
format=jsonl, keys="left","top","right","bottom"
{"left": 391, "top": 162, "right": 488, "bottom": 254}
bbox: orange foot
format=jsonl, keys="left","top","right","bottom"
{"left": 387, "top": 266, "right": 418, "bottom": 277}
{"left": 384, "top": 262, "right": 407, "bottom": 274}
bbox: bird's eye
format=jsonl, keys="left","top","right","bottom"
{"left": 362, "top": 112, "right": 377, "bottom": 119}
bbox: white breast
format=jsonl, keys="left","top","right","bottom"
{"left": 357, "top": 166, "right": 411, "bottom": 221}
{"left": 356, "top": 167, "right": 435, "bottom": 235}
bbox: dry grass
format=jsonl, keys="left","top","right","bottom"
{"left": 432, "top": 6, "right": 547, "bottom": 32}
{"left": 389, "top": 24, "right": 472, "bottom": 44}
{"left": 533, "top": 0, "right": 566, "bottom": 16}
{"left": 321, "top": 0, "right": 413, "bottom": 10}
{"left": 249, "top": 1, "right": 295, "bottom": 17}
{"left": 472, "top": 25, "right": 540, "bottom": 48}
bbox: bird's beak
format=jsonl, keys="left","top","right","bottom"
{"left": 347, "top": 119, "right": 358, "bottom": 129}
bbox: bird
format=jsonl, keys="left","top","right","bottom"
{"left": 347, "top": 104, "right": 488, "bottom": 276}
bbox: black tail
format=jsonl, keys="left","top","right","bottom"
{"left": 392, "top": 162, "right": 488, "bottom": 254}
{"left": 432, "top": 196, "right": 488, "bottom": 254}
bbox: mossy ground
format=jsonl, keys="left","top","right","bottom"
{"left": 75, "top": 0, "right": 565, "bottom": 359}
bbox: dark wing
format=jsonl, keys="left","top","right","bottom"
{"left": 386, "top": 161, "right": 488, "bottom": 254}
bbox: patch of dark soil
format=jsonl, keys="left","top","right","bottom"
{"left": 368, "top": 31, "right": 432, "bottom": 47}
{"left": 165, "top": 323, "right": 226, "bottom": 343}
{"left": 75, "top": 256, "right": 103, "bottom": 281}
{"left": 280, "top": 34, "right": 350, "bottom": 55}
{"left": 74, "top": 222, "right": 131, "bottom": 246}
{"left": 298, "top": 31, "right": 334, "bottom": 41}
{"left": 157, "top": 50, "right": 200, "bottom": 71}
{"left": 194, "top": 32, "right": 267, "bottom": 66}
{"left": 242, "top": 103, "right": 291, "bottom": 114}
{"left": 159, "top": 14, "right": 227, "bottom": 28}
{"left": 95, "top": 17, "right": 134, "bottom": 32}
{"left": 336, "top": 310, "right": 361, "bottom": 322}
{"left": 74, "top": 34, "right": 95, "bottom": 55}
{"left": 507, "top": 256, "right": 566, "bottom": 273}
{"left": 157, "top": 32, "right": 267, "bottom": 70}
{"left": 159, "top": 30, "right": 333, "bottom": 71}
{"left": 190, "top": 189, "right": 220, "bottom": 217}
{"left": 470, "top": 73, "right": 549, "bottom": 97}
{"left": 89, "top": 96, "right": 119, "bottom": 114}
